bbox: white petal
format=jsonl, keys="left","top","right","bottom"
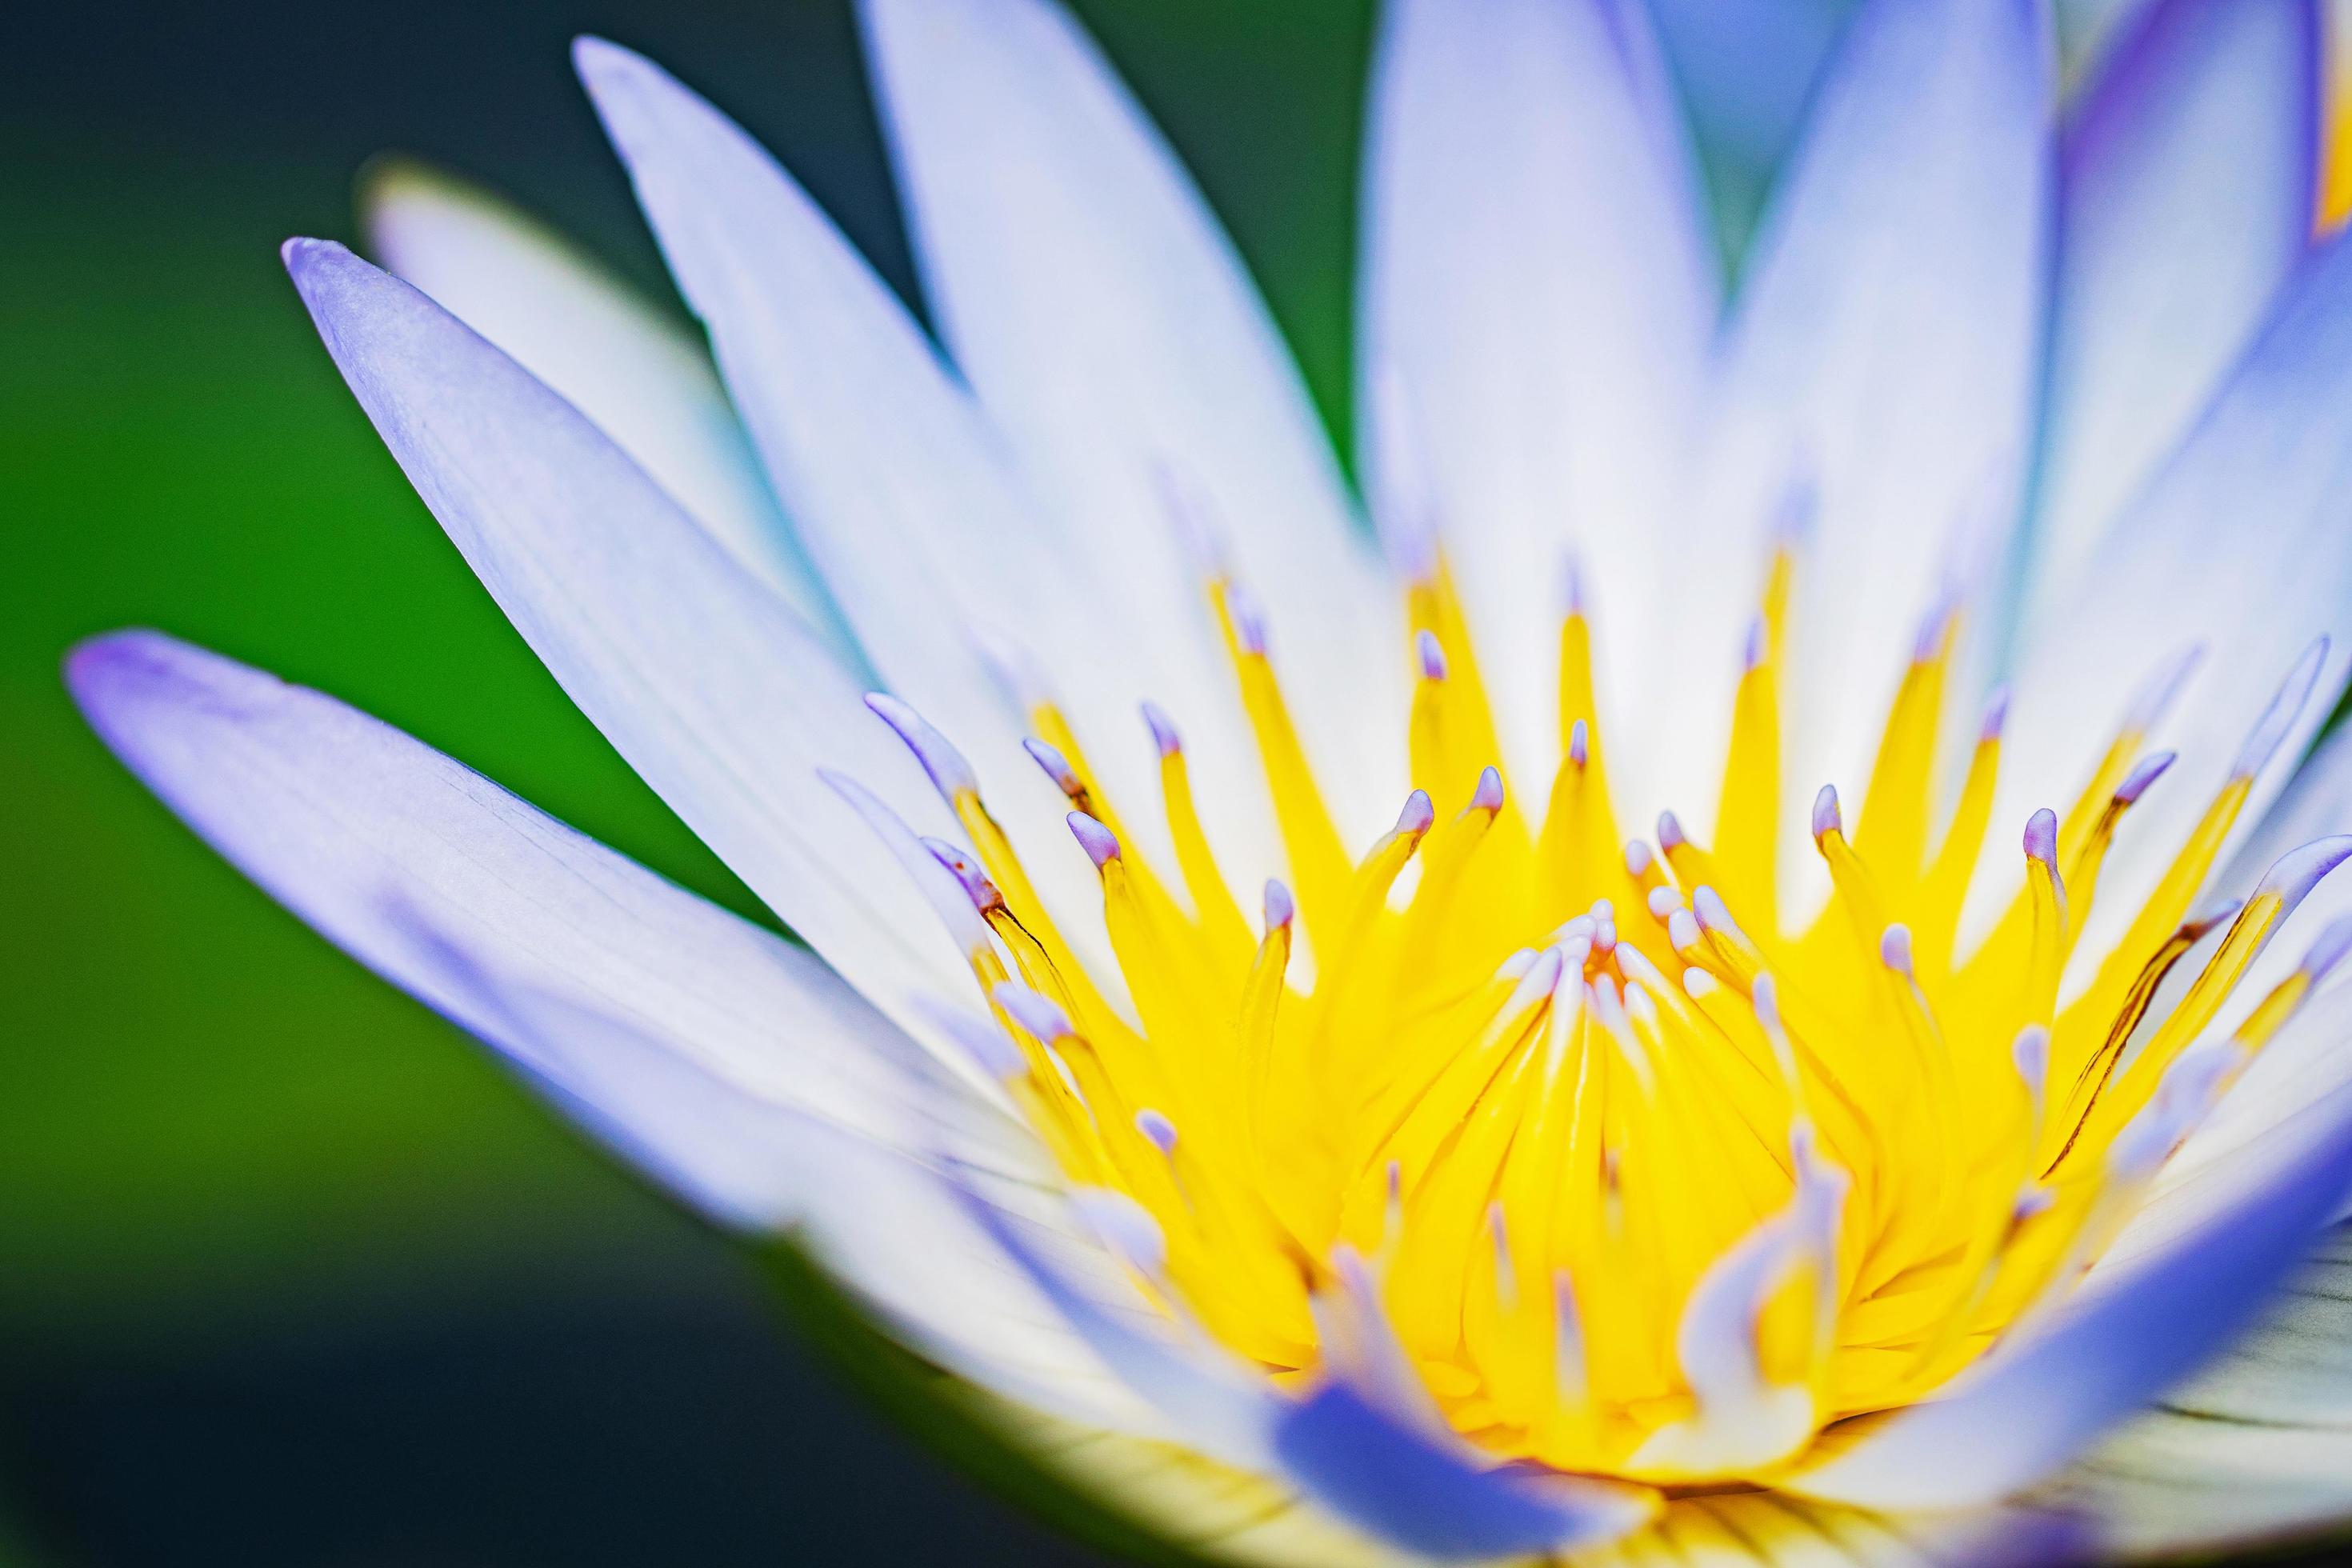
{"left": 281, "top": 237, "right": 986, "bottom": 1062}
{"left": 1786, "top": 1044, "right": 2352, "bottom": 1510}
{"left": 2030, "top": 0, "right": 2320, "bottom": 608}
{"left": 1358, "top": 0, "right": 1721, "bottom": 803}
{"left": 63, "top": 629, "right": 1166, "bottom": 1430}
{"left": 573, "top": 39, "right": 1216, "bottom": 961}
{"left": 66, "top": 629, "right": 915, "bottom": 1155}
{"left": 1687, "top": 0, "right": 2053, "bottom": 884}
{"left": 858, "top": 0, "right": 1401, "bottom": 846}
{"left": 2035, "top": 1222, "right": 2352, "bottom": 1559}
{"left": 360, "top": 159, "right": 854, "bottom": 660}
{"left": 1990, "top": 228, "right": 2352, "bottom": 968}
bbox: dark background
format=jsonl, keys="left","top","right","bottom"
{"left": 0, "top": 1, "right": 1853, "bottom": 1562}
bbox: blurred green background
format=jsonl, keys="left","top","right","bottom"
{"left": 0, "top": 0, "right": 1848, "bottom": 1562}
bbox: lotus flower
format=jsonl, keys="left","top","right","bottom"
{"left": 67, "top": 0, "right": 2352, "bottom": 1560}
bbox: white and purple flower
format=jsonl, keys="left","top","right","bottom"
{"left": 67, "top": 0, "right": 2352, "bottom": 1560}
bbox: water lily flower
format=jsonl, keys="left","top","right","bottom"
{"left": 69, "top": 0, "right": 2352, "bottom": 1560}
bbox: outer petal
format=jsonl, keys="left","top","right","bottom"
{"left": 1358, "top": 0, "right": 1721, "bottom": 802}
{"left": 360, "top": 159, "right": 857, "bottom": 664}
{"left": 1990, "top": 226, "right": 2352, "bottom": 966}
{"left": 1685, "top": 0, "right": 2053, "bottom": 876}
{"left": 62, "top": 629, "right": 1154, "bottom": 1430}
{"left": 857, "top": 0, "right": 1401, "bottom": 846}
{"left": 574, "top": 39, "right": 1232, "bottom": 950}
{"left": 2030, "top": 0, "right": 2319, "bottom": 606}
{"left": 281, "top": 238, "right": 982, "bottom": 1061}
{"left": 2037, "top": 1222, "right": 2352, "bottom": 1559}
{"left": 1784, "top": 1048, "right": 2352, "bottom": 1510}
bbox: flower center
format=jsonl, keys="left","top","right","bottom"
{"left": 861, "top": 542, "right": 2340, "bottom": 1487}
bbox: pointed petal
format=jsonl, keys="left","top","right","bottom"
{"left": 2032, "top": 0, "right": 2320, "bottom": 602}
{"left": 1786, "top": 1050, "right": 2352, "bottom": 1509}
{"left": 1991, "top": 227, "right": 2352, "bottom": 963}
{"left": 858, "top": 0, "right": 1399, "bottom": 843}
{"left": 1686, "top": 0, "right": 2053, "bottom": 861}
{"left": 63, "top": 628, "right": 1172, "bottom": 1431}
{"left": 573, "top": 38, "right": 1235, "bottom": 934}
{"left": 1359, "top": 0, "right": 1721, "bottom": 798}
{"left": 65, "top": 629, "right": 924, "bottom": 1149}
{"left": 280, "top": 238, "right": 984, "bottom": 1052}
{"left": 360, "top": 159, "right": 856, "bottom": 662}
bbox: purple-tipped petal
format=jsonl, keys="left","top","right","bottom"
{"left": 1070, "top": 1187, "right": 1170, "bottom": 1278}
{"left": 2254, "top": 834, "right": 2352, "bottom": 911}
{"left": 1262, "top": 878, "right": 1294, "bottom": 934}
{"left": 1068, "top": 811, "right": 1121, "bottom": 869}
{"left": 990, "top": 981, "right": 1074, "bottom": 1044}
{"left": 823, "top": 769, "right": 996, "bottom": 958}
{"left": 866, "top": 691, "right": 981, "bottom": 801}
{"left": 1469, "top": 766, "right": 1505, "bottom": 814}
{"left": 1667, "top": 908, "right": 1702, "bottom": 953}
{"left": 2124, "top": 642, "right": 2209, "bottom": 734}
{"left": 1567, "top": 718, "right": 1590, "bottom": 769}
{"left": 2013, "top": 1023, "right": 2050, "bottom": 1106}
{"left": 2115, "top": 750, "right": 2178, "bottom": 806}
{"left": 919, "top": 834, "right": 1005, "bottom": 915}
{"left": 2298, "top": 911, "right": 2352, "bottom": 982}
{"left": 1022, "top": 736, "right": 1081, "bottom": 798}
{"left": 2024, "top": 807, "right": 2061, "bottom": 869}
{"left": 1810, "top": 785, "right": 1842, "bottom": 841}
{"left": 1691, "top": 886, "right": 1742, "bottom": 939}
{"left": 1227, "top": 581, "right": 1270, "bottom": 657}
{"left": 1397, "top": 789, "right": 1436, "bottom": 838}
{"left": 1981, "top": 682, "right": 2013, "bottom": 743}
{"left": 1880, "top": 923, "right": 1915, "bottom": 976}
{"left": 1416, "top": 629, "right": 1448, "bottom": 682}
{"left": 2233, "top": 637, "right": 2330, "bottom": 780}
{"left": 1367, "top": 366, "right": 1442, "bottom": 584}
{"left": 1134, "top": 1109, "right": 1179, "bottom": 1157}
{"left": 917, "top": 1002, "right": 1030, "bottom": 1083}
{"left": 1140, "top": 701, "right": 1181, "bottom": 758}
{"left": 1656, "top": 808, "right": 1686, "bottom": 852}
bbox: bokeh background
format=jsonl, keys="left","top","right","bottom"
{"left": 0, "top": 0, "right": 2211, "bottom": 1562}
